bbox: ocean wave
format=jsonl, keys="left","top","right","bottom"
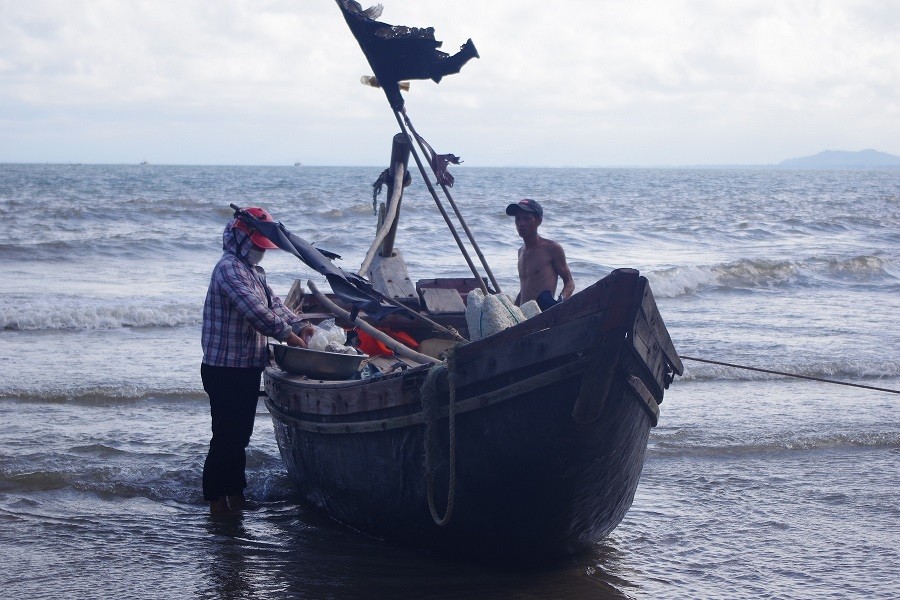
{"left": 2, "top": 387, "right": 208, "bottom": 404}
{"left": 649, "top": 430, "right": 899, "bottom": 457}
{"left": 0, "top": 234, "right": 214, "bottom": 262}
{"left": 0, "top": 440, "right": 293, "bottom": 502}
{"left": 649, "top": 255, "right": 897, "bottom": 298}
{"left": 69, "top": 443, "right": 133, "bottom": 458}
{"left": 0, "top": 297, "right": 200, "bottom": 330}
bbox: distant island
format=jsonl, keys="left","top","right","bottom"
{"left": 778, "top": 149, "right": 900, "bottom": 169}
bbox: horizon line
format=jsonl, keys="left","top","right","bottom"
{"left": 4, "top": 161, "right": 900, "bottom": 170}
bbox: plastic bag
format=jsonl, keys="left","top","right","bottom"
{"left": 308, "top": 329, "right": 330, "bottom": 351}
{"left": 318, "top": 318, "right": 347, "bottom": 346}
{"left": 308, "top": 319, "right": 353, "bottom": 352}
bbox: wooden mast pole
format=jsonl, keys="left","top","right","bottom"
{"left": 379, "top": 133, "right": 410, "bottom": 258}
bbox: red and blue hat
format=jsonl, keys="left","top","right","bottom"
{"left": 505, "top": 198, "right": 543, "bottom": 218}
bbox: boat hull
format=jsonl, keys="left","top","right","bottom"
{"left": 264, "top": 268, "right": 681, "bottom": 559}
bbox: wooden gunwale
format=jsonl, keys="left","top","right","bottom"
{"left": 266, "top": 354, "right": 661, "bottom": 434}
{"left": 265, "top": 355, "right": 592, "bottom": 434}
{"left": 265, "top": 363, "right": 425, "bottom": 416}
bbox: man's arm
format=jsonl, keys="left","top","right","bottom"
{"left": 550, "top": 242, "right": 575, "bottom": 299}
{"left": 514, "top": 246, "right": 523, "bottom": 306}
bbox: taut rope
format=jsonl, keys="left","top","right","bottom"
{"left": 681, "top": 356, "right": 899, "bottom": 395}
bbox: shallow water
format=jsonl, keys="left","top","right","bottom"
{"left": 1, "top": 164, "right": 898, "bottom": 598}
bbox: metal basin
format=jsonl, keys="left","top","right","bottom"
{"left": 270, "top": 343, "right": 366, "bottom": 379}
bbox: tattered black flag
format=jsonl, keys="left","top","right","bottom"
{"left": 336, "top": 0, "right": 479, "bottom": 110}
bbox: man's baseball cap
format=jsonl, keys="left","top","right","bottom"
{"left": 505, "top": 198, "right": 543, "bottom": 218}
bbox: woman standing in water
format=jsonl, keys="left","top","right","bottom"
{"left": 200, "top": 207, "right": 314, "bottom": 517}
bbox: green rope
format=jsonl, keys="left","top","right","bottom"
{"left": 421, "top": 348, "right": 457, "bottom": 526}
{"left": 477, "top": 293, "right": 522, "bottom": 340}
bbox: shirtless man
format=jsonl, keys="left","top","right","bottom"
{"left": 506, "top": 199, "right": 575, "bottom": 310}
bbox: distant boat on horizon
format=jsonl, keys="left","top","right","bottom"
{"left": 140, "top": 160, "right": 150, "bottom": 166}
{"left": 294, "top": 161, "right": 303, "bottom": 167}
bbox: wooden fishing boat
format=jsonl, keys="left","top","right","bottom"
{"left": 264, "top": 265, "right": 681, "bottom": 559}
{"left": 259, "top": 0, "right": 682, "bottom": 560}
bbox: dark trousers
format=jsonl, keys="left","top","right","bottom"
{"left": 536, "top": 290, "right": 561, "bottom": 311}
{"left": 201, "top": 363, "right": 263, "bottom": 501}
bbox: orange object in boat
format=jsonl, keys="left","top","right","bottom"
{"left": 356, "top": 328, "right": 419, "bottom": 356}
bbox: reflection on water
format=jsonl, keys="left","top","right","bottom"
{"left": 197, "top": 502, "right": 633, "bottom": 599}
{"left": 204, "top": 519, "right": 256, "bottom": 599}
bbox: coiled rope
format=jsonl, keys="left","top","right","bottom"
{"left": 420, "top": 349, "right": 457, "bottom": 526}
{"left": 681, "top": 355, "right": 899, "bottom": 395}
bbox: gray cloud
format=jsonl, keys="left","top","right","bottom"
{"left": 1, "top": 0, "right": 897, "bottom": 165}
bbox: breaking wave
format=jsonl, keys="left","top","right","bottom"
{"left": 649, "top": 255, "right": 897, "bottom": 298}
{"left": 677, "top": 357, "right": 900, "bottom": 381}
{"left": 649, "top": 429, "right": 900, "bottom": 457}
{"left": 5, "top": 388, "right": 208, "bottom": 404}
{"left": 0, "top": 297, "right": 200, "bottom": 330}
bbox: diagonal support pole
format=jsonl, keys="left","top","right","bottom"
{"left": 399, "top": 109, "right": 503, "bottom": 294}
{"left": 392, "top": 108, "right": 490, "bottom": 295}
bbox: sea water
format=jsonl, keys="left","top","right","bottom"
{"left": 0, "top": 163, "right": 897, "bottom": 599}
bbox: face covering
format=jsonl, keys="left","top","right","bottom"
{"left": 246, "top": 246, "right": 265, "bottom": 265}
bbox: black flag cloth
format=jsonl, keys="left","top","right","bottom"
{"left": 231, "top": 206, "right": 403, "bottom": 321}
{"left": 335, "top": 0, "right": 479, "bottom": 110}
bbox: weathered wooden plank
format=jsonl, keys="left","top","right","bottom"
{"left": 630, "top": 320, "right": 657, "bottom": 375}
{"left": 266, "top": 356, "right": 591, "bottom": 432}
{"left": 365, "top": 251, "right": 419, "bottom": 302}
{"left": 419, "top": 338, "right": 459, "bottom": 359}
{"left": 265, "top": 367, "right": 423, "bottom": 415}
{"left": 452, "top": 313, "right": 607, "bottom": 387}
{"left": 637, "top": 278, "right": 683, "bottom": 374}
{"left": 420, "top": 287, "right": 466, "bottom": 314}
{"left": 626, "top": 277, "right": 682, "bottom": 398}
{"left": 572, "top": 334, "right": 623, "bottom": 424}
{"left": 630, "top": 308, "right": 667, "bottom": 397}
{"left": 627, "top": 375, "right": 659, "bottom": 426}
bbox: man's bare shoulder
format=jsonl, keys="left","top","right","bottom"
{"left": 538, "top": 237, "right": 567, "bottom": 254}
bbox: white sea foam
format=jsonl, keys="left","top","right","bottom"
{"left": 646, "top": 265, "right": 720, "bottom": 298}
{"left": 647, "top": 254, "right": 896, "bottom": 298}
{"left": 650, "top": 429, "right": 900, "bottom": 457}
{"left": 0, "top": 297, "right": 200, "bottom": 330}
{"left": 676, "top": 357, "right": 900, "bottom": 381}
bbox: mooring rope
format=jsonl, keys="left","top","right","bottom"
{"left": 681, "top": 355, "right": 900, "bottom": 395}
{"left": 420, "top": 349, "right": 458, "bottom": 526}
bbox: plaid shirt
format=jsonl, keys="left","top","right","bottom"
{"left": 202, "top": 224, "right": 302, "bottom": 368}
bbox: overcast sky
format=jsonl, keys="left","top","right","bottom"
{"left": 2, "top": 0, "right": 898, "bottom": 167}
